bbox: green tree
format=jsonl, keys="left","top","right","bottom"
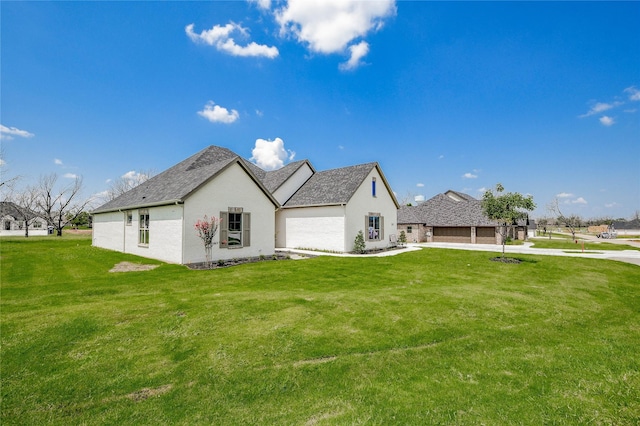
{"left": 353, "top": 230, "right": 366, "bottom": 254}
{"left": 482, "top": 183, "right": 536, "bottom": 258}
{"left": 398, "top": 230, "right": 407, "bottom": 246}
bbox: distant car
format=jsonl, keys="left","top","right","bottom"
{"left": 597, "top": 231, "right": 617, "bottom": 239}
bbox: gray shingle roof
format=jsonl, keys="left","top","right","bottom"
{"left": 0, "top": 201, "right": 38, "bottom": 220}
{"left": 262, "top": 160, "right": 313, "bottom": 193}
{"left": 93, "top": 146, "right": 277, "bottom": 213}
{"left": 283, "top": 162, "right": 378, "bottom": 207}
{"left": 398, "top": 191, "right": 498, "bottom": 226}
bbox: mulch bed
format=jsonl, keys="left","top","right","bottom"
{"left": 187, "top": 253, "right": 295, "bottom": 270}
{"left": 490, "top": 257, "right": 522, "bottom": 264}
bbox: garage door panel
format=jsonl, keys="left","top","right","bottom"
{"left": 433, "top": 227, "right": 471, "bottom": 243}
{"left": 476, "top": 227, "right": 497, "bottom": 244}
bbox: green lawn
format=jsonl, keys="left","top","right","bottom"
{"left": 2, "top": 236, "right": 639, "bottom": 424}
{"left": 529, "top": 237, "right": 640, "bottom": 251}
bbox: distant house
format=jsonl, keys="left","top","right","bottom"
{"left": 0, "top": 201, "right": 49, "bottom": 237}
{"left": 397, "top": 190, "right": 501, "bottom": 244}
{"left": 92, "top": 145, "right": 399, "bottom": 264}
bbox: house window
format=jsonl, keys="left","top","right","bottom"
{"left": 220, "top": 208, "right": 251, "bottom": 248}
{"left": 139, "top": 209, "right": 149, "bottom": 246}
{"left": 33, "top": 221, "right": 43, "bottom": 229}
{"left": 366, "top": 213, "right": 384, "bottom": 241}
{"left": 372, "top": 177, "right": 377, "bottom": 197}
{"left": 4, "top": 220, "right": 11, "bottom": 231}
{"left": 407, "top": 226, "right": 412, "bottom": 234}
{"left": 126, "top": 211, "right": 132, "bottom": 226}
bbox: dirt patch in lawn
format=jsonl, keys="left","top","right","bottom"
{"left": 109, "top": 261, "right": 159, "bottom": 273}
{"left": 127, "top": 384, "right": 173, "bottom": 401}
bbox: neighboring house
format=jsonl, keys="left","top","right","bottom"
{"left": 611, "top": 219, "right": 640, "bottom": 236}
{"left": 0, "top": 201, "right": 49, "bottom": 237}
{"left": 92, "top": 145, "right": 399, "bottom": 264}
{"left": 274, "top": 163, "right": 400, "bottom": 253}
{"left": 397, "top": 190, "right": 501, "bottom": 244}
{"left": 92, "top": 146, "right": 279, "bottom": 264}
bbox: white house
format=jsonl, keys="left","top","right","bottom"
{"left": 0, "top": 202, "right": 50, "bottom": 237}
{"left": 273, "top": 163, "right": 400, "bottom": 252}
{"left": 92, "top": 146, "right": 279, "bottom": 264}
{"left": 92, "top": 145, "right": 400, "bottom": 264}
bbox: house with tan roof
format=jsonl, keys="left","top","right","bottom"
{"left": 92, "top": 145, "right": 399, "bottom": 264}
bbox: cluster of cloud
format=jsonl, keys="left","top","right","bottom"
{"left": 1, "top": 124, "right": 34, "bottom": 140}
{"left": 185, "top": 23, "right": 279, "bottom": 58}
{"left": 197, "top": 101, "right": 240, "bottom": 124}
{"left": 274, "top": 0, "right": 396, "bottom": 71}
{"left": 557, "top": 192, "right": 587, "bottom": 205}
{"left": 186, "top": 0, "right": 396, "bottom": 71}
{"left": 250, "top": 137, "right": 296, "bottom": 170}
{"left": 579, "top": 86, "right": 640, "bottom": 127}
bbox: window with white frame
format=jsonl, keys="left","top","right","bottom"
{"left": 126, "top": 211, "right": 132, "bottom": 226}
{"left": 366, "top": 213, "right": 384, "bottom": 241}
{"left": 139, "top": 209, "right": 149, "bottom": 245}
{"left": 220, "top": 208, "right": 250, "bottom": 248}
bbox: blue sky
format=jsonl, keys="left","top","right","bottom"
{"left": 2, "top": 0, "right": 639, "bottom": 220}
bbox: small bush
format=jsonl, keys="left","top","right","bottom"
{"left": 353, "top": 230, "right": 366, "bottom": 254}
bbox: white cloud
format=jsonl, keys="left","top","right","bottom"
{"left": 556, "top": 192, "right": 573, "bottom": 198}
{"left": 599, "top": 115, "right": 615, "bottom": 126}
{"left": 416, "top": 183, "right": 424, "bottom": 188}
{"left": 250, "top": 137, "right": 295, "bottom": 170}
{"left": 121, "top": 170, "right": 151, "bottom": 184}
{"left": 54, "top": 158, "right": 63, "bottom": 165}
{"left": 250, "top": 0, "right": 272, "bottom": 10}
{"left": 63, "top": 173, "right": 78, "bottom": 179}
{"left": 255, "top": 109, "right": 264, "bottom": 117}
{"left": 339, "top": 41, "right": 369, "bottom": 71}
{"left": 579, "top": 101, "right": 622, "bottom": 118}
{"left": 0, "top": 158, "right": 5, "bottom": 167}
{"left": 477, "top": 187, "right": 487, "bottom": 193}
{"left": 438, "top": 155, "right": 444, "bottom": 160}
{"left": 605, "top": 202, "right": 618, "bottom": 208}
{"left": 338, "top": 145, "right": 345, "bottom": 150}
{"left": 414, "top": 195, "right": 425, "bottom": 202}
{"left": 198, "top": 101, "right": 239, "bottom": 124}
{"left": 625, "top": 86, "right": 640, "bottom": 101}
{"left": 462, "top": 172, "right": 477, "bottom": 179}
{"left": 571, "top": 197, "right": 587, "bottom": 205}
{"left": 275, "top": 0, "right": 395, "bottom": 68}
{"left": 185, "top": 23, "right": 279, "bottom": 58}
{"left": 0, "top": 124, "right": 34, "bottom": 140}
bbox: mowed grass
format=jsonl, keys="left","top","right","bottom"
{"left": 1, "top": 236, "right": 639, "bottom": 425}
{"left": 529, "top": 238, "right": 640, "bottom": 251}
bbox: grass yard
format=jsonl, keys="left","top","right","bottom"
{"left": 1, "top": 236, "right": 639, "bottom": 424}
{"left": 529, "top": 238, "right": 640, "bottom": 251}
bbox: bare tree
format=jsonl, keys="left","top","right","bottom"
{"left": 13, "top": 186, "right": 40, "bottom": 237}
{"left": 35, "top": 174, "right": 92, "bottom": 236}
{"left": 548, "top": 198, "right": 582, "bottom": 242}
{"left": 105, "top": 169, "right": 154, "bottom": 201}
